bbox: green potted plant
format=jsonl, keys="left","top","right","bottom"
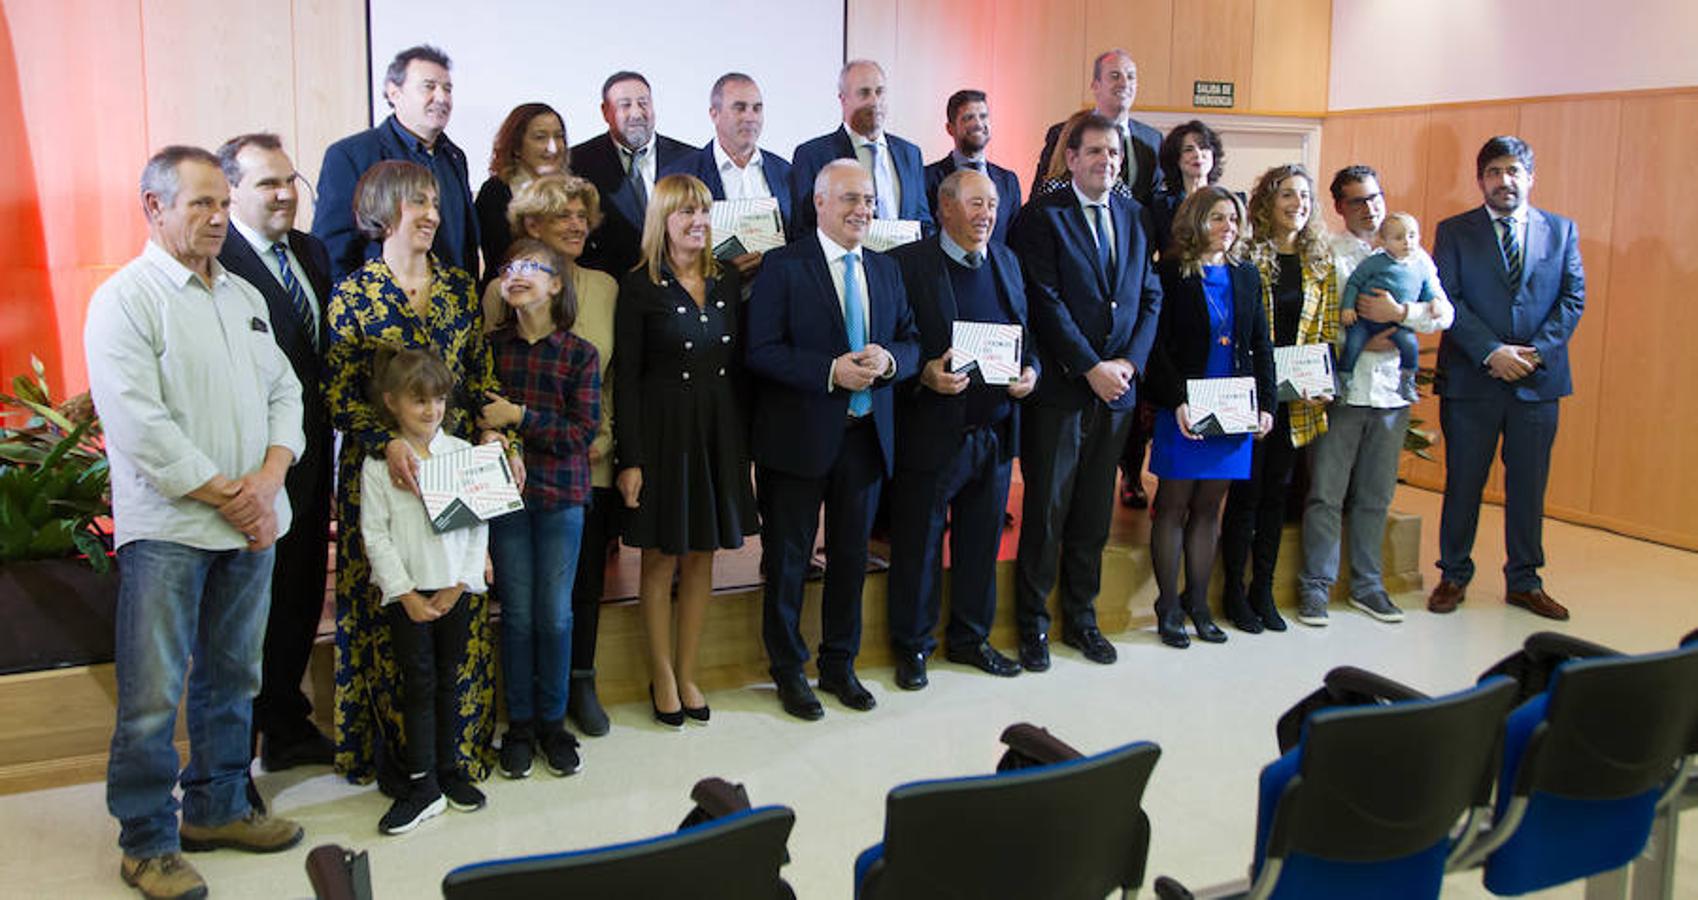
{"left": 0, "top": 356, "right": 117, "bottom": 675}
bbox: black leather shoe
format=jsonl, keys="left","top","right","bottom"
{"left": 774, "top": 673, "right": 824, "bottom": 721}
{"left": 1061, "top": 626, "right": 1118, "bottom": 664}
{"left": 260, "top": 731, "right": 335, "bottom": 772}
{"left": 893, "top": 652, "right": 928, "bottom": 691}
{"left": 1019, "top": 633, "right": 1050, "bottom": 672}
{"left": 1185, "top": 597, "right": 1228, "bottom": 644}
{"left": 650, "top": 684, "right": 685, "bottom": 729}
{"left": 1156, "top": 605, "right": 1191, "bottom": 649}
{"left": 818, "top": 668, "right": 877, "bottom": 711}
{"left": 946, "top": 641, "right": 1021, "bottom": 677}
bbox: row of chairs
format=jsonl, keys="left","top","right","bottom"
{"left": 307, "top": 629, "right": 1698, "bottom": 899}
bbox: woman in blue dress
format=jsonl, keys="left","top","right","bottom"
{"left": 1144, "top": 185, "right": 1276, "bottom": 648}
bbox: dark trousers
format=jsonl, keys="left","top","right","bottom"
{"left": 385, "top": 595, "right": 472, "bottom": 778}
{"left": 1014, "top": 402, "right": 1132, "bottom": 638}
{"left": 888, "top": 425, "right": 1012, "bottom": 655}
{"left": 758, "top": 419, "right": 883, "bottom": 679}
{"left": 1438, "top": 394, "right": 1559, "bottom": 592}
{"left": 253, "top": 443, "right": 331, "bottom": 747}
{"left": 1119, "top": 399, "right": 1155, "bottom": 482}
{"left": 570, "top": 486, "right": 621, "bottom": 673}
{"left": 1221, "top": 405, "right": 1300, "bottom": 599}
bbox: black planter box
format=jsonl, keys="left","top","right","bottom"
{"left": 0, "top": 557, "right": 119, "bottom": 676}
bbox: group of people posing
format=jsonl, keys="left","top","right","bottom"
{"left": 86, "top": 40, "right": 1583, "bottom": 900}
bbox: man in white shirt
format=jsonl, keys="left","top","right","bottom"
{"left": 1032, "top": 49, "right": 1164, "bottom": 203}
{"left": 788, "top": 59, "right": 933, "bottom": 237}
{"left": 86, "top": 146, "right": 306, "bottom": 899}
{"left": 1297, "top": 165, "right": 1454, "bottom": 624}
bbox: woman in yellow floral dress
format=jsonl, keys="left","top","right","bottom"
{"left": 325, "top": 160, "right": 513, "bottom": 788}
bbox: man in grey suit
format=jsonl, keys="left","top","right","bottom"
{"left": 1428, "top": 136, "right": 1584, "bottom": 621}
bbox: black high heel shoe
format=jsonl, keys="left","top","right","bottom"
{"left": 681, "top": 686, "right": 710, "bottom": 724}
{"left": 1185, "top": 594, "right": 1228, "bottom": 644}
{"left": 1155, "top": 601, "right": 1191, "bottom": 649}
{"left": 650, "top": 684, "right": 684, "bottom": 729}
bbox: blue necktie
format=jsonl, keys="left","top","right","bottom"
{"left": 270, "top": 242, "right": 317, "bottom": 350}
{"left": 1499, "top": 216, "right": 1523, "bottom": 287}
{"left": 842, "top": 252, "right": 872, "bottom": 417}
{"left": 865, "top": 142, "right": 895, "bottom": 219}
{"left": 1089, "top": 204, "right": 1113, "bottom": 275}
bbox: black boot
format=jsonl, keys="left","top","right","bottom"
{"left": 1221, "top": 580, "right": 1263, "bottom": 634}
{"left": 1155, "top": 597, "right": 1191, "bottom": 649}
{"left": 568, "top": 671, "right": 610, "bottom": 737}
{"left": 1185, "top": 591, "right": 1228, "bottom": 643}
{"left": 1249, "top": 583, "right": 1287, "bottom": 632}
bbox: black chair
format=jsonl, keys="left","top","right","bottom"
{"left": 854, "top": 724, "right": 1161, "bottom": 899}
{"left": 1154, "top": 672, "right": 1519, "bottom": 900}
{"left": 440, "top": 778, "right": 796, "bottom": 899}
{"left": 1629, "top": 628, "right": 1698, "bottom": 899}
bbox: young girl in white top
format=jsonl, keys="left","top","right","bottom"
{"left": 359, "top": 348, "right": 491, "bottom": 835}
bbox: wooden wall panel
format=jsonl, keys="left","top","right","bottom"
{"left": 1086, "top": 0, "right": 1175, "bottom": 109}
{"left": 291, "top": 0, "right": 371, "bottom": 227}
{"left": 1170, "top": 0, "right": 1256, "bottom": 112}
{"left": 886, "top": 0, "right": 997, "bottom": 162}
{"left": 1591, "top": 94, "right": 1698, "bottom": 546}
{"left": 1249, "top": 0, "right": 1329, "bottom": 114}
{"left": 986, "top": 0, "right": 1086, "bottom": 192}
{"left": 141, "top": 0, "right": 296, "bottom": 151}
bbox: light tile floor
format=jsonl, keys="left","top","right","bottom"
{"left": 5, "top": 486, "right": 1695, "bottom": 898}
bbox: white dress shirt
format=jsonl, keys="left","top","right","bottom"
{"left": 1331, "top": 233, "right": 1454, "bottom": 409}
{"left": 816, "top": 229, "right": 896, "bottom": 393}
{"left": 1072, "top": 181, "right": 1116, "bottom": 259}
{"left": 84, "top": 241, "right": 304, "bottom": 550}
{"left": 713, "top": 140, "right": 772, "bottom": 201}
{"left": 359, "top": 431, "right": 489, "bottom": 603}
{"left": 231, "top": 217, "right": 320, "bottom": 332}
{"left": 849, "top": 126, "right": 901, "bottom": 217}
{"left": 621, "top": 135, "right": 658, "bottom": 198}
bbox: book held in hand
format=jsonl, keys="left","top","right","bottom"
{"left": 1185, "top": 377, "right": 1260, "bottom": 436}
{"left": 1274, "top": 344, "right": 1336, "bottom": 402}
{"left": 861, "top": 219, "right": 922, "bottom": 253}
{"left": 419, "top": 442, "right": 523, "bottom": 533}
{"left": 950, "top": 321, "right": 1023, "bottom": 386}
{"left": 710, "top": 197, "right": 784, "bottom": 258}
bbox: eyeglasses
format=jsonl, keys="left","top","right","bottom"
{"left": 1342, "top": 192, "right": 1384, "bottom": 207}
{"left": 502, "top": 259, "right": 557, "bottom": 277}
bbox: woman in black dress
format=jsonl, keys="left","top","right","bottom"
{"left": 474, "top": 103, "right": 568, "bottom": 287}
{"left": 614, "top": 174, "right": 757, "bottom": 727}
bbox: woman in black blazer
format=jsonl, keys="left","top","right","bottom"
{"left": 1144, "top": 186, "right": 1276, "bottom": 648}
{"left": 475, "top": 103, "right": 568, "bottom": 288}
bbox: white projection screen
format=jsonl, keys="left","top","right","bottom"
{"left": 367, "top": 0, "right": 848, "bottom": 174}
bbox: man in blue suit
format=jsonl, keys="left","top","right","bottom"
{"left": 886, "top": 170, "right": 1037, "bottom": 690}
{"left": 1428, "top": 136, "right": 1584, "bottom": 621}
{"left": 923, "top": 90, "right": 1022, "bottom": 245}
{"left": 788, "top": 59, "right": 933, "bottom": 239}
{"left": 1032, "top": 49, "right": 1164, "bottom": 204}
{"left": 745, "top": 160, "right": 920, "bottom": 720}
{"left": 1010, "top": 114, "right": 1162, "bottom": 670}
{"left": 312, "top": 45, "right": 479, "bottom": 283}
{"left": 661, "top": 72, "right": 793, "bottom": 280}
{"left": 570, "top": 71, "right": 695, "bottom": 277}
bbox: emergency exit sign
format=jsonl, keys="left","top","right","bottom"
{"left": 1194, "top": 81, "right": 1235, "bottom": 108}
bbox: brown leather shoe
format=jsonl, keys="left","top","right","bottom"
{"left": 179, "top": 810, "right": 303, "bottom": 854}
{"left": 1506, "top": 589, "right": 1570, "bottom": 621}
{"left": 1427, "top": 580, "right": 1466, "bottom": 614}
{"left": 120, "top": 852, "right": 207, "bottom": 900}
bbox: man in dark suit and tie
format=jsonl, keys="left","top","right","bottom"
{"left": 312, "top": 45, "right": 479, "bottom": 282}
{"left": 661, "top": 72, "right": 793, "bottom": 281}
{"left": 571, "top": 71, "right": 695, "bottom": 277}
{"left": 1428, "top": 136, "right": 1584, "bottom": 621}
{"left": 745, "top": 160, "right": 920, "bottom": 719}
{"left": 1010, "top": 114, "right": 1162, "bottom": 669}
{"left": 788, "top": 59, "right": 933, "bottom": 239}
{"left": 216, "top": 134, "right": 336, "bottom": 772}
{"left": 886, "top": 170, "right": 1037, "bottom": 690}
{"left": 1033, "top": 49, "right": 1164, "bottom": 204}
{"left": 923, "top": 90, "right": 1023, "bottom": 245}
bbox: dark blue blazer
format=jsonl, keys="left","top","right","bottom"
{"left": 889, "top": 235, "right": 1037, "bottom": 471}
{"left": 922, "top": 155, "right": 1023, "bottom": 246}
{"left": 1034, "top": 117, "right": 1165, "bottom": 205}
{"left": 569, "top": 131, "right": 696, "bottom": 277}
{"left": 311, "top": 115, "right": 480, "bottom": 283}
{"left": 1433, "top": 206, "right": 1585, "bottom": 401}
{"left": 1010, "top": 185, "right": 1163, "bottom": 412}
{"left": 787, "top": 126, "right": 933, "bottom": 239}
{"left": 1144, "top": 257, "right": 1276, "bottom": 414}
{"left": 744, "top": 236, "right": 921, "bottom": 479}
{"left": 660, "top": 140, "right": 795, "bottom": 235}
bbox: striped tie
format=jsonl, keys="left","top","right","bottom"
{"left": 1498, "top": 216, "right": 1522, "bottom": 288}
{"left": 271, "top": 242, "right": 317, "bottom": 350}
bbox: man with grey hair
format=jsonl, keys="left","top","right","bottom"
{"left": 312, "top": 44, "right": 479, "bottom": 281}
{"left": 788, "top": 59, "right": 932, "bottom": 238}
{"left": 88, "top": 145, "right": 306, "bottom": 899}
{"left": 745, "top": 159, "right": 920, "bottom": 720}
{"left": 1033, "top": 49, "right": 1164, "bottom": 204}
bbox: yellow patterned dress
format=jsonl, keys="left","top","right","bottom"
{"left": 325, "top": 256, "right": 499, "bottom": 786}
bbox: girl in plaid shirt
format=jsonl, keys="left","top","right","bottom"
{"left": 477, "top": 238, "right": 601, "bottom": 780}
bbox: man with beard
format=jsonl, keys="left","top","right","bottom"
{"left": 312, "top": 45, "right": 479, "bottom": 281}
{"left": 1033, "top": 49, "right": 1163, "bottom": 204}
{"left": 788, "top": 59, "right": 932, "bottom": 238}
{"left": 1428, "top": 136, "right": 1584, "bottom": 621}
{"left": 571, "top": 70, "right": 694, "bottom": 276}
{"left": 923, "top": 90, "right": 1022, "bottom": 245}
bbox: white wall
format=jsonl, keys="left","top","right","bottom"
{"left": 1329, "top": 0, "right": 1698, "bottom": 110}
{"left": 368, "top": 0, "right": 846, "bottom": 172}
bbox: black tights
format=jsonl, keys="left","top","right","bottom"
{"left": 1150, "top": 478, "right": 1231, "bottom": 613}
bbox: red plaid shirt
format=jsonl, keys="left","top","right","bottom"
{"left": 490, "top": 324, "right": 601, "bottom": 510}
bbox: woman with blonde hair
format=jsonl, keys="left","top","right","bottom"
{"left": 1219, "top": 163, "right": 1340, "bottom": 632}
{"left": 613, "top": 173, "right": 757, "bottom": 726}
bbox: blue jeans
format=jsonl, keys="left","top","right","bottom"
{"left": 106, "top": 540, "right": 275, "bottom": 858}
{"left": 490, "top": 505, "right": 584, "bottom": 723}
